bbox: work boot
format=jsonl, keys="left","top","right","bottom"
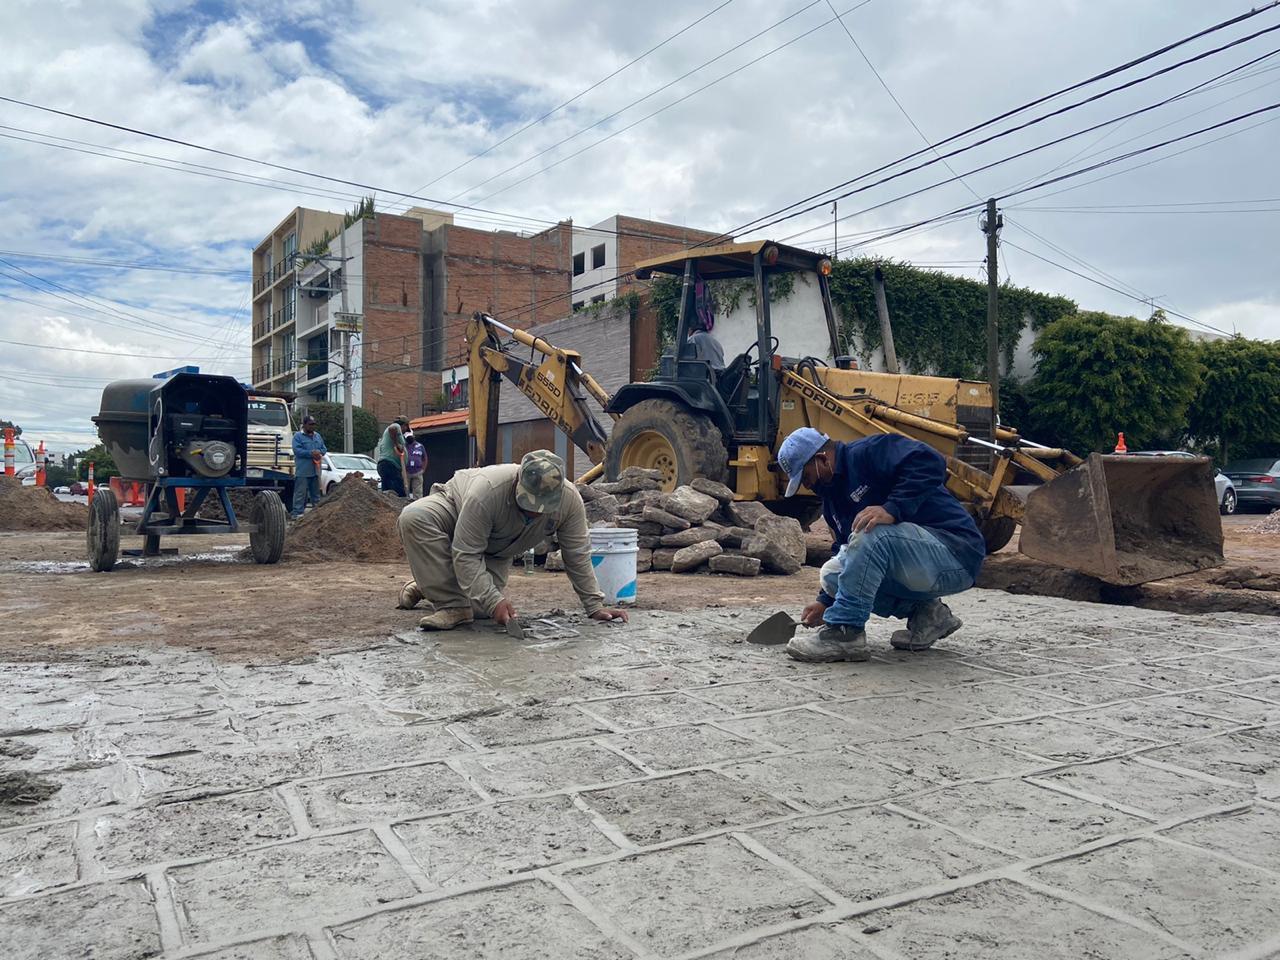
{"left": 418, "top": 608, "right": 474, "bottom": 631}
{"left": 397, "top": 580, "right": 424, "bottom": 610}
{"left": 890, "top": 599, "right": 962, "bottom": 651}
{"left": 786, "top": 624, "right": 870, "bottom": 663}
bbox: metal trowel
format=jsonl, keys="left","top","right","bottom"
{"left": 745, "top": 611, "right": 798, "bottom": 645}
{"left": 505, "top": 617, "right": 525, "bottom": 640}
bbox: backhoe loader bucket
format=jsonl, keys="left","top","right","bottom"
{"left": 1018, "top": 453, "right": 1223, "bottom": 586}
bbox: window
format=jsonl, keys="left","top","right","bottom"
{"left": 283, "top": 232, "right": 297, "bottom": 262}
{"left": 572, "top": 252, "right": 585, "bottom": 276}
{"left": 591, "top": 243, "right": 606, "bottom": 269}
{"left": 591, "top": 294, "right": 605, "bottom": 305}
{"left": 572, "top": 301, "right": 585, "bottom": 311}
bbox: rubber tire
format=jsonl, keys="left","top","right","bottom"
{"left": 604, "top": 399, "right": 728, "bottom": 491}
{"left": 325, "top": 482, "right": 336, "bottom": 496}
{"left": 1221, "top": 489, "right": 1237, "bottom": 516}
{"left": 249, "top": 490, "right": 287, "bottom": 564}
{"left": 979, "top": 515, "right": 1017, "bottom": 554}
{"left": 87, "top": 489, "right": 120, "bottom": 572}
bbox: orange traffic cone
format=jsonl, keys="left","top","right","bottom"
{"left": 1114, "top": 432, "right": 1128, "bottom": 454}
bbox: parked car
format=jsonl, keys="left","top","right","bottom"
{"left": 1222, "top": 458, "right": 1280, "bottom": 512}
{"left": 53, "top": 486, "right": 70, "bottom": 495}
{"left": 1130, "top": 450, "right": 1236, "bottom": 515}
{"left": 69, "top": 481, "right": 88, "bottom": 496}
{"left": 5, "top": 436, "right": 36, "bottom": 482}
{"left": 320, "top": 453, "right": 379, "bottom": 495}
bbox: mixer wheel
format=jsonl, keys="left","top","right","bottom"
{"left": 249, "top": 490, "right": 287, "bottom": 564}
{"left": 87, "top": 489, "right": 120, "bottom": 572}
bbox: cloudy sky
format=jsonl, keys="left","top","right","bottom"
{"left": 2, "top": 0, "right": 1277, "bottom": 451}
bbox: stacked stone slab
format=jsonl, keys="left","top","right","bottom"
{"left": 570, "top": 469, "right": 807, "bottom": 578}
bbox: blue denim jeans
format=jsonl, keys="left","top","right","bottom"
{"left": 821, "top": 523, "right": 975, "bottom": 628}
{"left": 291, "top": 474, "right": 321, "bottom": 517}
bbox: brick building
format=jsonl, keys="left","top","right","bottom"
{"left": 249, "top": 205, "right": 573, "bottom": 437}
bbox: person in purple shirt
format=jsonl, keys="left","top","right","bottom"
{"left": 404, "top": 431, "right": 427, "bottom": 499}
{"left": 776, "top": 427, "right": 986, "bottom": 663}
{"left": 290, "top": 414, "right": 327, "bottom": 519}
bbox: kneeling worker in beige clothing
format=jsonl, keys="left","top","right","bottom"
{"left": 397, "top": 449, "right": 630, "bottom": 630}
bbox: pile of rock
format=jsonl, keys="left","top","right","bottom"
{"left": 558, "top": 467, "right": 810, "bottom": 577}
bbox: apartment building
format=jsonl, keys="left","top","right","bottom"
{"left": 570, "top": 214, "right": 722, "bottom": 309}
{"left": 249, "top": 205, "right": 573, "bottom": 431}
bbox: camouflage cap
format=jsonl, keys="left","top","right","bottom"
{"left": 514, "top": 449, "right": 565, "bottom": 514}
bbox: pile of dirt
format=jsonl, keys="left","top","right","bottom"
{"left": 0, "top": 476, "right": 87, "bottom": 531}
{"left": 1248, "top": 510, "right": 1280, "bottom": 534}
{"left": 284, "top": 474, "right": 406, "bottom": 563}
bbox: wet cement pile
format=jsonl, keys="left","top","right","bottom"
{"left": 284, "top": 474, "right": 406, "bottom": 563}
{"left": 0, "top": 477, "right": 87, "bottom": 532}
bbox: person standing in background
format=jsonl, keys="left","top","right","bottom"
{"left": 290, "top": 414, "right": 326, "bottom": 519}
{"left": 376, "top": 416, "right": 410, "bottom": 496}
{"left": 405, "top": 430, "right": 427, "bottom": 499}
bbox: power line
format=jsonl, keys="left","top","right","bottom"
{"left": 1001, "top": 237, "right": 1232, "bottom": 336}
{"left": 443, "top": 0, "right": 840, "bottom": 204}
{"left": 383, "top": 0, "right": 737, "bottom": 205}
{"left": 820, "top": 0, "right": 984, "bottom": 203}
{"left": 752, "top": 32, "right": 1280, "bottom": 245}
{"left": 709, "top": 2, "right": 1280, "bottom": 243}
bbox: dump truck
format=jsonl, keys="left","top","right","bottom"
{"left": 465, "top": 241, "right": 1223, "bottom": 586}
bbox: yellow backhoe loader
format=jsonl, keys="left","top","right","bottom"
{"left": 465, "top": 241, "right": 1223, "bottom": 586}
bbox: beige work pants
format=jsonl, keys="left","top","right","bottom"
{"left": 397, "top": 493, "right": 511, "bottom": 614}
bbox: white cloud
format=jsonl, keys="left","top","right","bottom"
{"left": 0, "top": 0, "right": 1276, "bottom": 450}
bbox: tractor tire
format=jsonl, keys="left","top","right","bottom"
{"left": 87, "top": 489, "right": 120, "bottom": 572}
{"left": 980, "top": 515, "right": 1017, "bottom": 554}
{"left": 605, "top": 399, "right": 728, "bottom": 491}
{"left": 249, "top": 490, "right": 287, "bottom": 564}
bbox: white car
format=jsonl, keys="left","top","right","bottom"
{"left": 320, "top": 453, "right": 379, "bottom": 495}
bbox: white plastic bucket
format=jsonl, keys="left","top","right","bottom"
{"left": 589, "top": 526, "right": 639, "bottom": 605}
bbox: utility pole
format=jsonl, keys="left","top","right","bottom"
{"left": 339, "top": 229, "right": 354, "bottom": 454}
{"left": 982, "top": 198, "right": 1002, "bottom": 433}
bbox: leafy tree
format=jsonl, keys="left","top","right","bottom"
{"left": 829, "top": 258, "right": 1077, "bottom": 378}
{"left": 44, "top": 464, "right": 75, "bottom": 488}
{"left": 1186, "top": 336, "right": 1280, "bottom": 465}
{"left": 75, "top": 443, "right": 120, "bottom": 481}
{"left": 294, "top": 401, "right": 379, "bottom": 455}
{"left": 1028, "top": 311, "right": 1202, "bottom": 453}
{"left": 0, "top": 419, "right": 21, "bottom": 437}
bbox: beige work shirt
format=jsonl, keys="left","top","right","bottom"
{"left": 431, "top": 464, "right": 605, "bottom": 616}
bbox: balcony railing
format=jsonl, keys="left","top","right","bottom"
{"left": 252, "top": 318, "right": 270, "bottom": 342}
{"left": 252, "top": 254, "right": 296, "bottom": 296}
{"left": 252, "top": 364, "right": 270, "bottom": 384}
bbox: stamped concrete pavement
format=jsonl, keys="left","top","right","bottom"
{"left": 3, "top": 590, "right": 1280, "bottom": 959}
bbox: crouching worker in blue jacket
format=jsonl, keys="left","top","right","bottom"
{"left": 776, "top": 427, "right": 986, "bottom": 663}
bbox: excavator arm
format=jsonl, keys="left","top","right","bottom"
{"left": 465, "top": 312, "right": 617, "bottom": 480}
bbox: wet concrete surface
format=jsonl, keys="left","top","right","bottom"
{"left": 2, "top": 594, "right": 1280, "bottom": 958}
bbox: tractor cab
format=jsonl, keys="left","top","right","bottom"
{"left": 623, "top": 241, "right": 842, "bottom": 448}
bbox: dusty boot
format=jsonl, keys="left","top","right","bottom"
{"left": 397, "top": 581, "right": 424, "bottom": 610}
{"left": 786, "top": 624, "right": 870, "bottom": 663}
{"left": 890, "top": 599, "right": 962, "bottom": 651}
{"left": 418, "top": 608, "right": 474, "bottom": 631}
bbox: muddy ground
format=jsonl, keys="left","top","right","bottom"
{"left": 0, "top": 515, "right": 1274, "bottom": 663}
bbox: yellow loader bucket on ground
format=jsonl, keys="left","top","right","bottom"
{"left": 1018, "top": 453, "right": 1224, "bottom": 586}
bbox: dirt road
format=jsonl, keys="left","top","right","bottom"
{"left": 1, "top": 514, "right": 1275, "bottom": 663}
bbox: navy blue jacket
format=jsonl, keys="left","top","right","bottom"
{"left": 814, "top": 434, "right": 986, "bottom": 590}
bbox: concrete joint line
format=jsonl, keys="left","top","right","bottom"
{"left": 441, "top": 754, "right": 496, "bottom": 802}
{"left": 569, "top": 793, "right": 639, "bottom": 852}
{"left": 590, "top": 737, "right": 660, "bottom": 777}
{"left": 146, "top": 865, "right": 186, "bottom": 955}
{"left": 371, "top": 822, "right": 434, "bottom": 892}
{"left": 1216, "top": 928, "right": 1280, "bottom": 960}
{"left": 1131, "top": 752, "right": 1259, "bottom": 790}
{"left": 442, "top": 721, "right": 488, "bottom": 752}
{"left": 1152, "top": 830, "right": 1280, "bottom": 882}
{"left": 1013, "top": 874, "right": 1202, "bottom": 954}
{"left": 570, "top": 702, "right": 629, "bottom": 733}
{"left": 274, "top": 783, "right": 314, "bottom": 838}
{"left": 729, "top": 831, "right": 852, "bottom": 911}
{"left": 537, "top": 869, "right": 655, "bottom": 960}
